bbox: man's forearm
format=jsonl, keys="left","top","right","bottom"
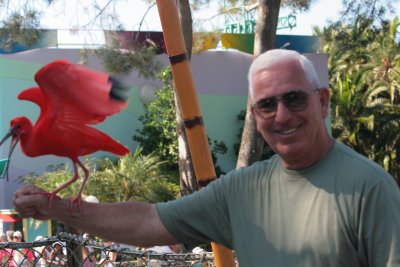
{"left": 13, "top": 185, "right": 178, "bottom": 247}
{"left": 54, "top": 200, "right": 177, "bottom": 246}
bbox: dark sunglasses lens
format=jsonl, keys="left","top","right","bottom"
{"left": 258, "top": 98, "right": 277, "bottom": 113}
{"left": 282, "top": 91, "right": 308, "bottom": 111}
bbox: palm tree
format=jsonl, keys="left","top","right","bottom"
{"left": 321, "top": 16, "right": 400, "bottom": 184}
{"left": 25, "top": 150, "right": 180, "bottom": 203}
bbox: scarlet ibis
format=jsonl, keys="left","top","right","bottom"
{"left": 0, "top": 59, "right": 130, "bottom": 209}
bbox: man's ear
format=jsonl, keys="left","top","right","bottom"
{"left": 319, "top": 87, "right": 330, "bottom": 119}
{"left": 250, "top": 106, "right": 255, "bottom": 117}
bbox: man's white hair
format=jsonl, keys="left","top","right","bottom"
{"left": 248, "top": 49, "right": 321, "bottom": 100}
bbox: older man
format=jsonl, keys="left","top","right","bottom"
{"left": 13, "top": 49, "right": 400, "bottom": 266}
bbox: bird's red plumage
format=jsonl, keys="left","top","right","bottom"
{"left": 5, "top": 60, "right": 130, "bottom": 208}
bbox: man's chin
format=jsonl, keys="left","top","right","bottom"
{"left": 276, "top": 143, "right": 303, "bottom": 159}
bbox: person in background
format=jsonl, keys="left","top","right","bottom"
{"left": 12, "top": 231, "right": 34, "bottom": 267}
{"left": 82, "top": 233, "right": 98, "bottom": 267}
{"left": 0, "top": 232, "right": 6, "bottom": 242}
{"left": 13, "top": 49, "right": 400, "bottom": 267}
{"left": 6, "top": 230, "right": 14, "bottom": 242}
{"left": 4, "top": 230, "right": 15, "bottom": 266}
{"left": 49, "top": 241, "right": 66, "bottom": 266}
{"left": 33, "top": 235, "right": 51, "bottom": 267}
{"left": 98, "top": 240, "right": 117, "bottom": 267}
{"left": 0, "top": 232, "right": 8, "bottom": 265}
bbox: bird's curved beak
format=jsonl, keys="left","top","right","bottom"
{"left": 0, "top": 127, "right": 14, "bottom": 146}
{"left": 0, "top": 126, "right": 20, "bottom": 181}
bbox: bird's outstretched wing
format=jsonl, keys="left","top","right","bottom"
{"left": 32, "top": 59, "right": 128, "bottom": 126}
{"left": 18, "top": 87, "right": 47, "bottom": 122}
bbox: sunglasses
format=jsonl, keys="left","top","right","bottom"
{"left": 252, "top": 89, "right": 321, "bottom": 119}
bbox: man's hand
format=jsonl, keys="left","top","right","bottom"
{"left": 13, "top": 184, "right": 55, "bottom": 221}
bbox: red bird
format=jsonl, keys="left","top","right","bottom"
{"left": 0, "top": 59, "right": 130, "bottom": 209}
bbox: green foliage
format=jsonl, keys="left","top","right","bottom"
{"left": 95, "top": 45, "right": 162, "bottom": 78}
{"left": 339, "top": 0, "right": 398, "bottom": 24}
{"left": 133, "top": 67, "right": 228, "bottom": 176}
{"left": 233, "top": 109, "right": 246, "bottom": 156}
{"left": 210, "top": 138, "right": 228, "bottom": 176}
{"left": 320, "top": 16, "right": 400, "bottom": 184}
{"left": 281, "top": 0, "right": 318, "bottom": 11}
{"left": 24, "top": 163, "right": 77, "bottom": 196}
{"left": 24, "top": 150, "right": 180, "bottom": 203}
{"left": 0, "top": 10, "right": 42, "bottom": 50}
{"left": 233, "top": 109, "right": 275, "bottom": 160}
{"left": 133, "top": 67, "right": 178, "bottom": 170}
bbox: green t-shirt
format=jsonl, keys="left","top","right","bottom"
{"left": 156, "top": 141, "right": 400, "bottom": 267}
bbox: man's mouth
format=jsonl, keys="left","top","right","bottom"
{"left": 278, "top": 128, "right": 297, "bottom": 135}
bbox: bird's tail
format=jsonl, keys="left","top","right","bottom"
{"left": 109, "top": 77, "right": 132, "bottom": 102}
{"left": 76, "top": 125, "right": 130, "bottom": 157}
{"left": 105, "top": 139, "right": 130, "bottom": 156}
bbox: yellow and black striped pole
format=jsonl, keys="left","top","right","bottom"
{"left": 155, "top": 1, "right": 236, "bottom": 266}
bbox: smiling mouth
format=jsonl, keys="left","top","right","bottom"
{"left": 278, "top": 128, "right": 297, "bottom": 135}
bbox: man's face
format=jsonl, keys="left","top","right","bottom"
{"left": 251, "top": 60, "right": 330, "bottom": 169}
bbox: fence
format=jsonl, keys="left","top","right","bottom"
{"left": 0, "top": 232, "right": 217, "bottom": 266}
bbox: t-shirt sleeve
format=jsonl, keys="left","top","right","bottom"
{"left": 357, "top": 176, "right": 400, "bottom": 266}
{"left": 156, "top": 175, "right": 233, "bottom": 249}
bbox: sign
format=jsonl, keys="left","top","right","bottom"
{"left": 277, "top": 14, "right": 297, "bottom": 30}
{"left": 0, "top": 158, "right": 9, "bottom": 178}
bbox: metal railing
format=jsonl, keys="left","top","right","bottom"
{"left": 0, "top": 232, "right": 218, "bottom": 266}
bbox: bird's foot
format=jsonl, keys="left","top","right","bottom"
{"left": 32, "top": 192, "right": 61, "bottom": 208}
{"left": 68, "top": 196, "right": 83, "bottom": 214}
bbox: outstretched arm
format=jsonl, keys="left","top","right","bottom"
{"left": 13, "top": 185, "right": 179, "bottom": 247}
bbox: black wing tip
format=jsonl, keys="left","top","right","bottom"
{"left": 109, "top": 76, "right": 131, "bottom": 102}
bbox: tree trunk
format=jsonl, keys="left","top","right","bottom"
{"left": 175, "top": 93, "right": 199, "bottom": 195}
{"left": 254, "top": 0, "right": 281, "bottom": 55}
{"left": 236, "top": 0, "right": 281, "bottom": 169}
{"left": 176, "top": 0, "right": 193, "bottom": 59}
{"left": 175, "top": 0, "right": 199, "bottom": 195}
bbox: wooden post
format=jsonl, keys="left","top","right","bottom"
{"left": 155, "top": 1, "right": 236, "bottom": 267}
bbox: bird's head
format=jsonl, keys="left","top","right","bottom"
{"left": 0, "top": 117, "right": 31, "bottom": 180}
{"left": 9, "top": 117, "right": 32, "bottom": 136}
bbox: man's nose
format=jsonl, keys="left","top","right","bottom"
{"left": 274, "top": 101, "right": 292, "bottom": 123}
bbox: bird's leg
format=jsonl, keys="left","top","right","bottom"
{"left": 34, "top": 162, "right": 81, "bottom": 209}
{"left": 31, "top": 188, "right": 61, "bottom": 207}
{"left": 69, "top": 160, "right": 90, "bottom": 213}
